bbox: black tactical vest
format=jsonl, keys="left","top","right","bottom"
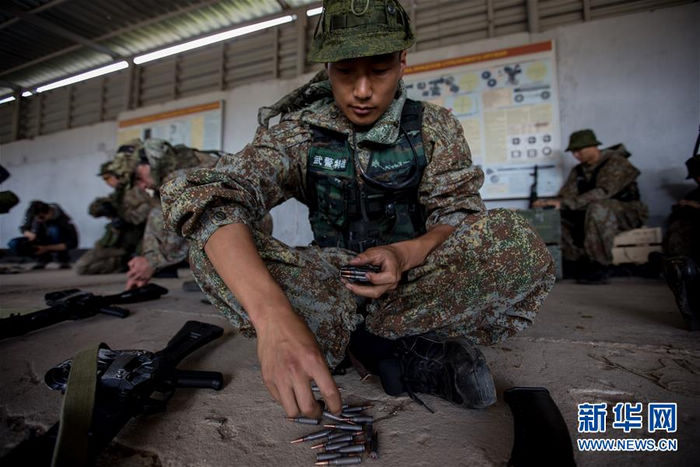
{"left": 576, "top": 156, "right": 640, "bottom": 202}
{"left": 305, "top": 99, "right": 427, "bottom": 253}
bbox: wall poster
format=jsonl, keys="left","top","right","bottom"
{"left": 117, "top": 101, "right": 223, "bottom": 150}
{"left": 404, "top": 41, "right": 563, "bottom": 200}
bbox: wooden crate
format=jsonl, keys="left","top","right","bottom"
{"left": 611, "top": 227, "right": 662, "bottom": 265}
{"left": 613, "top": 227, "right": 662, "bottom": 246}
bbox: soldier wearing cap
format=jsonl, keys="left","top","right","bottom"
{"left": 125, "top": 139, "right": 218, "bottom": 288}
{"left": 76, "top": 142, "right": 155, "bottom": 275}
{"left": 534, "top": 129, "right": 648, "bottom": 283}
{"left": 162, "top": 0, "right": 554, "bottom": 418}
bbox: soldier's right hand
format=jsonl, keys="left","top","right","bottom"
{"left": 255, "top": 309, "right": 342, "bottom": 419}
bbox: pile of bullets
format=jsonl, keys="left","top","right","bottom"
{"left": 288, "top": 403, "right": 379, "bottom": 465}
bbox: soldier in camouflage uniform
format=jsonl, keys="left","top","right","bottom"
{"left": 661, "top": 154, "right": 700, "bottom": 330}
{"left": 75, "top": 145, "right": 154, "bottom": 274}
{"left": 125, "top": 139, "right": 223, "bottom": 289}
{"left": 536, "top": 129, "right": 648, "bottom": 283}
{"left": 161, "top": 0, "right": 554, "bottom": 417}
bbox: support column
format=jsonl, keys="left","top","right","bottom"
{"left": 526, "top": 0, "right": 539, "bottom": 34}
{"left": 296, "top": 9, "right": 308, "bottom": 77}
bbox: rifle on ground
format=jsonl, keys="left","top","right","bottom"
{"left": 504, "top": 387, "right": 576, "bottom": 466}
{"left": 0, "top": 283, "right": 168, "bottom": 340}
{"left": 1, "top": 320, "right": 225, "bottom": 466}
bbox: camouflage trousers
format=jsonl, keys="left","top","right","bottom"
{"left": 561, "top": 199, "right": 648, "bottom": 266}
{"left": 75, "top": 246, "right": 127, "bottom": 275}
{"left": 664, "top": 207, "right": 700, "bottom": 262}
{"left": 191, "top": 208, "right": 555, "bottom": 368}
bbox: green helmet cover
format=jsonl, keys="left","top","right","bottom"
{"left": 566, "top": 129, "right": 602, "bottom": 152}
{"left": 308, "top": 0, "right": 415, "bottom": 63}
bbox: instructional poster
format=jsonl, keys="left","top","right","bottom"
{"left": 405, "top": 41, "right": 562, "bottom": 200}
{"left": 117, "top": 101, "right": 223, "bottom": 150}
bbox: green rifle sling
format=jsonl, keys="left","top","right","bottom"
{"left": 51, "top": 344, "right": 101, "bottom": 467}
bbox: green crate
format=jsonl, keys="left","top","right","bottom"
{"left": 518, "top": 208, "right": 562, "bottom": 245}
{"left": 547, "top": 244, "right": 563, "bottom": 281}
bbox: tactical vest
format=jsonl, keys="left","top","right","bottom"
{"left": 576, "top": 156, "right": 640, "bottom": 202}
{"left": 305, "top": 99, "right": 427, "bottom": 253}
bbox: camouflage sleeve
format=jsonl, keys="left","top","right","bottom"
{"left": 561, "top": 155, "right": 640, "bottom": 210}
{"left": 418, "top": 103, "right": 485, "bottom": 229}
{"left": 88, "top": 195, "right": 115, "bottom": 218}
{"left": 141, "top": 205, "right": 189, "bottom": 271}
{"left": 120, "top": 186, "right": 153, "bottom": 225}
{"left": 161, "top": 121, "right": 307, "bottom": 249}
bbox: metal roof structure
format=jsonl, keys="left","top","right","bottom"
{"left": 0, "top": 0, "right": 320, "bottom": 96}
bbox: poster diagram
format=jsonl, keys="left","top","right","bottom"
{"left": 117, "top": 101, "right": 223, "bottom": 150}
{"left": 405, "top": 42, "right": 563, "bottom": 200}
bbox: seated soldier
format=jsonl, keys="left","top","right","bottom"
{"left": 124, "top": 139, "right": 243, "bottom": 289}
{"left": 661, "top": 154, "right": 700, "bottom": 330}
{"left": 161, "top": 0, "right": 555, "bottom": 418}
{"left": 534, "top": 129, "right": 648, "bottom": 284}
{"left": 8, "top": 200, "right": 78, "bottom": 269}
{"left": 75, "top": 144, "right": 154, "bottom": 275}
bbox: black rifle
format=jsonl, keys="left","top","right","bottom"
{"left": 504, "top": 387, "right": 576, "bottom": 466}
{"left": 528, "top": 165, "right": 539, "bottom": 208}
{"left": 1, "top": 320, "right": 224, "bottom": 466}
{"left": 0, "top": 283, "right": 168, "bottom": 339}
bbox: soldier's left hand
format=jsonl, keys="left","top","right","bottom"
{"left": 343, "top": 246, "right": 406, "bottom": 299}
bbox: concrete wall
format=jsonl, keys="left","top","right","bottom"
{"left": 0, "top": 122, "right": 118, "bottom": 248}
{"left": 1, "top": 3, "right": 697, "bottom": 248}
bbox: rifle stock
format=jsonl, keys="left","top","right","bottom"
{"left": 1, "top": 320, "right": 224, "bottom": 466}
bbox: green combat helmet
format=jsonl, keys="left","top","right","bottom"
{"left": 110, "top": 140, "right": 143, "bottom": 186}
{"left": 142, "top": 139, "right": 202, "bottom": 187}
{"left": 97, "top": 161, "right": 114, "bottom": 177}
{"left": 566, "top": 129, "right": 602, "bottom": 152}
{"left": 308, "top": 0, "right": 415, "bottom": 63}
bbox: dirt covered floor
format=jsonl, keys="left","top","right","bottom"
{"left": 0, "top": 266, "right": 698, "bottom": 466}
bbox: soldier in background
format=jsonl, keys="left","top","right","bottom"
{"left": 661, "top": 154, "right": 700, "bottom": 330}
{"left": 125, "top": 139, "right": 274, "bottom": 289}
{"left": 75, "top": 143, "right": 154, "bottom": 274}
{"left": 0, "top": 164, "right": 19, "bottom": 214}
{"left": 162, "top": 0, "right": 554, "bottom": 418}
{"left": 534, "top": 129, "right": 648, "bottom": 284}
{"left": 8, "top": 200, "right": 78, "bottom": 269}
{"left": 125, "top": 140, "right": 219, "bottom": 289}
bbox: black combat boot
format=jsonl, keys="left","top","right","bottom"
{"left": 663, "top": 256, "right": 699, "bottom": 331}
{"left": 575, "top": 261, "right": 610, "bottom": 284}
{"left": 378, "top": 334, "right": 497, "bottom": 411}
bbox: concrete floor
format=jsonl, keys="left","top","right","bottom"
{"left": 0, "top": 266, "right": 698, "bottom": 466}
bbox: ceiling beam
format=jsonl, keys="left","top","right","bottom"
{"left": 0, "top": 0, "right": 224, "bottom": 77}
{"left": 0, "top": 0, "right": 71, "bottom": 31}
{"left": 0, "top": 6, "right": 121, "bottom": 59}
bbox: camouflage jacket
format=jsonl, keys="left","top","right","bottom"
{"left": 559, "top": 146, "right": 645, "bottom": 211}
{"left": 142, "top": 153, "right": 219, "bottom": 271}
{"left": 88, "top": 184, "right": 154, "bottom": 225}
{"left": 161, "top": 78, "right": 485, "bottom": 250}
{"left": 89, "top": 184, "right": 155, "bottom": 250}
